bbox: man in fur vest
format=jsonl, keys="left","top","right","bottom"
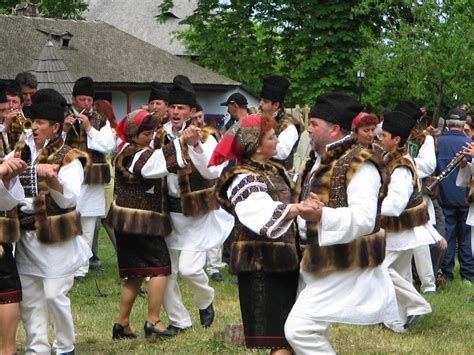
{"left": 259, "top": 75, "right": 300, "bottom": 170}
{"left": 63, "top": 76, "right": 115, "bottom": 281}
{"left": 153, "top": 75, "right": 234, "bottom": 335}
{"left": 3, "top": 88, "right": 91, "bottom": 355}
{"left": 285, "top": 93, "right": 399, "bottom": 354}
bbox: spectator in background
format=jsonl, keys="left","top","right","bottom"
{"left": 15, "top": 72, "right": 37, "bottom": 117}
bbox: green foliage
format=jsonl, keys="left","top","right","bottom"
{"left": 160, "top": 0, "right": 372, "bottom": 107}
{"left": 0, "top": 0, "right": 88, "bottom": 19}
{"left": 355, "top": 0, "right": 474, "bottom": 119}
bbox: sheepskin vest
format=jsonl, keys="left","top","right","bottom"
{"left": 154, "top": 126, "right": 220, "bottom": 217}
{"left": 108, "top": 143, "right": 172, "bottom": 237}
{"left": 271, "top": 110, "right": 301, "bottom": 171}
{"left": 65, "top": 110, "right": 111, "bottom": 185}
{"left": 301, "top": 136, "right": 387, "bottom": 275}
{"left": 381, "top": 148, "right": 430, "bottom": 233}
{"left": 216, "top": 159, "right": 299, "bottom": 274}
{"left": 407, "top": 127, "right": 427, "bottom": 158}
{"left": 15, "top": 137, "right": 88, "bottom": 244}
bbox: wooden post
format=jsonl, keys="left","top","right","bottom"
{"left": 223, "top": 324, "right": 245, "bottom": 346}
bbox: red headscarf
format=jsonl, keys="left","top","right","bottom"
{"left": 115, "top": 109, "right": 150, "bottom": 150}
{"left": 352, "top": 112, "right": 378, "bottom": 130}
{"left": 208, "top": 114, "right": 262, "bottom": 167}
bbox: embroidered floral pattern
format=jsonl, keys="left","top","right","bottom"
{"left": 260, "top": 203, "right": 287, "bottom": 237}
{"left": 230, "top": 175, "right": 267, "bottom": 206}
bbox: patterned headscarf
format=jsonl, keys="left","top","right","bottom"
{"left": 115, "top": 109, "right": 150, "bottom": 150}
{"left": 208, "top": 114, "right": 262, "bottom": 166}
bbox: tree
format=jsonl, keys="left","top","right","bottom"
{"left": 355, "top": 0, "right": 474, "bottom": 120}
{"left": 0, "top": 0, "right": 88, "bottom": 19}
{"left": 159, "top": 0, "right": 374, "bottom": 106}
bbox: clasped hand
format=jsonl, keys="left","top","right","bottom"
{"left": 36, "top": 164, "right": 60, "bottom": 180}
{"left": 297, "top": 192, "right": 325, "bottom": 222}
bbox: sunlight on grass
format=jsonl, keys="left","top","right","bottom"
{"left": 14, "top": 229, "right": 474, "bottom": 354}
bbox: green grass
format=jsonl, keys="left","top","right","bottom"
{"left": 15, "top": 230, "right": 474, "bottom": 354}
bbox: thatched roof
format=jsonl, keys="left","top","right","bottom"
{"left": 30, "top": 41, "right": 75, "bottom": 104}
{"left": 0, "top": 15, "right": 239, "bottom": 89}
{"left": 84, "top": 0, "right": 196, "bottom": 56}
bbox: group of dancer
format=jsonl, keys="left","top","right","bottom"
{"left": 0, "top": 71, "right": 472, "bottom": 354}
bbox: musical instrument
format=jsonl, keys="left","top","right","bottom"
{"left": 70, "top": 108, "right": 87, "bottom": 136}
{"left": 10, "top": 110, "right": 32, "bottom": 133}
{"left": 426, "top": 152, "right": 465, "bottom": 192}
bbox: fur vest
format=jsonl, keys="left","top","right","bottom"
{"left": 154, "top": 126, "right": 220, "bottom": 217}
{"left": 14, "top": 136, "right": 89, "bottom": 244}
{"left": 301, "top": 136, "right": 387, "bottom": 275}
{"left": 216, "top": 159, "right": 299, "bottom": 274}
{"left": 381, "top": 148, "right": 430, "bottom": 233}
{"left": 108, "top": 143, "right": 172, "bottom": 237}
{"left": 272, "top": 109, "right": 301, "bottom": 170}
{"left": 407, "top": 127, "right": 427, "bottom": 158}
{"left": 65, "top": 110, "right": 111, "bottom": 185}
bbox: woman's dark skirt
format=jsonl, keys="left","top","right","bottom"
{"left": 115, "top": 231, "right": 171, "bottom": 278}
{"left": 237, "top": 269, "right": 298, "bottom": 349}
{"left": 0, "top": 244, "right": 22, "bottom": 304}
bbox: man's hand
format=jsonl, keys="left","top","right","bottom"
{"left": 438, "top": 237, "right": 448, "bottom": 250}
{"left": 75, "top": 113, "right": 91, "bottom": 132}
{"left": 0, "top": 158, "right": 27, "bottom": 178}
{"left": 297, "top": 194, "right": 325, "bottom": 222}
{"left": 183, "top": 125, "right": 202, "bottom": 147}
{"left": 36, "top": 164, "right": 60, "bottom": 180}
{"left": 63, "top": 114, "right": 75, "bottom": 133}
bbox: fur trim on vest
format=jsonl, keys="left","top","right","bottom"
{"left": 381, "top": 148, "right": 430, "bottom": 233}
{"left": 110, "top": 143, "right": 172, "bottom": 237}
{"left": 216, "top": 159, "right": 299, "bottom": 274}
{"left": 65, "top": 110, "right": 111, "bottom": 184}
{"left": 155, "top": 126, "right": 220, "bottom": 217}
{"left": 14, "top": 137, "right": 89, "bottom": 244}
{"left": 301, "top": 136, "right": 387, "bottom": 274}
{"left": 0, "top": 209, "right": 20, "bottom": 244}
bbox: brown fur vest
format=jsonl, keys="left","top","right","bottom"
{"left": 301, "top": 136, "right": 387, "bottom": 275}
{"left": 271, "top": 110, "right": 301, "bottom": 170}
{"left": 14, "top": 136, "right": 89, "bottom": 244}
{"left": 216, "top": 159, "right": 299, "bottom": 274}
{"left": 381, "top": 148, "right": 430, "bottom": 233}
{"left": 65, "top": 110, "right": 111, "bottom": 185}
{"left": 108, "top": 143, "right": 172, "bottom": 237}
{"left": 154, "top": 126, "right": 220, "bottom": 217}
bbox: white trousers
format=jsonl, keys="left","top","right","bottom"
{"left": 163, "top": 250, "right": 214, "bottom": 328}
{"left": 383, "top": 250, "right": 432, "bottom": 328}
{"left": 75, "top": 216, "right": 96, "bottom": 277}
{"left": 205, "top": 245, "right": 226, "bottom": 275}
{"left": 285, "top": 316, "right": 336, "bottom": 355}
{"left": 19, "top": 274, "right": 75, "bottom": 355}
{"left": 413, "top": 244, "right": 436, "bottom": 293}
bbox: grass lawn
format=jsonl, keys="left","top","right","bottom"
{"left": 15, "top": 230, "right": 474, "bottom": 354}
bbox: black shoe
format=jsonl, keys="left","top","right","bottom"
{"left": 89, "top": 256, "right": 103, "bottom": 270}
{"left": 469, "top": 296, "right": 474, "bottom": 303}
{"left": 112, "top": 323, "right": 138, "bottom": 340}
{"left": 57, "top": 350, "right": 75, "bottom": 355}
{"left": 211, "top": 272, "right": 224, "bottom": 282}
{"left": 166, "top": 324, "right": 191, "bottom": 336}
{"left": 404, "top": 315, "right": 421, "bottom": 329}
{"left": 74, "top": 275, "right": 87, "bottom": 283}
{"left": 144, "top": 320, "right": 175, "bottom": 338}
{"left": 199, "top": 303, "right": 215, "bottom": 327}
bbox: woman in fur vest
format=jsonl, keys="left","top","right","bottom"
{"left": 211, "top": 113, "right": 301, "bottom": 354}
{"left": 110, "top": 109, "right": 196, "bottom": 339}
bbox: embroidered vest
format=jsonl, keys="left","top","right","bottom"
{"left": 301, "top": 137, "right": 387, "bottom": 275}
{"left": 271, "top": 110, "right": 301, "bottom": 171}
{"left": 108, "top": 143, "right": 172, "bottom": 237}
{"left": 65, "top": 110, "right": 111, "bottom": 185}
{"left": 381, "top": 148, "right": 430, "bottom": 233}
{"left": 216, "top": 159, "right": 299, "bottom": 274}
{"left": 15, "top": 137, "right": 88, "bottom": 243}
{"left": 154, "top": 127, "right": 220, "bottom": 217}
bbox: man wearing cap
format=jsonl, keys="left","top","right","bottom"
{"left": 284, "top": 93, "right": 398, "bottom": 353}
{"left": 148, "top": 81, "right": 169, "bottom": 127}
{"left": 395, "top": 100, "right": 439, "bottom": 294}
{"left": 63, "top": 76, "right": 115, "bottom": 281}
{"left": 3, "top": 88, "right": 91, "bottom": 355}
{"left": 259, "top": 75, "right": 300, "bottom": 170}
{"left": 220, "top": 92, "right": 249, "bottom": 134}
{"left": 379, "top": 110, "right": 445, "bottom": 332}
{"left": 154, "top": 75, "right": 234, "bottom": 334}
{"left": 438, "top": 108, "right": 474, "bottom": 283}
